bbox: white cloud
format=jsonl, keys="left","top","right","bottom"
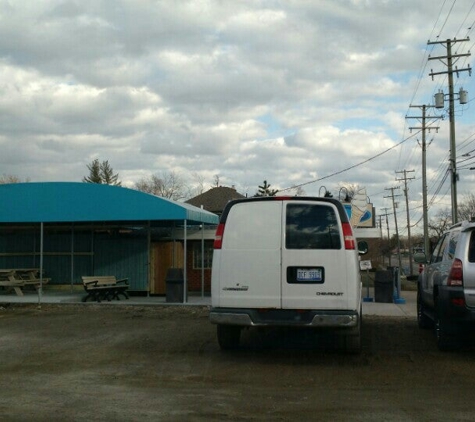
{"left": 1, "top": 0, "right": 475, "bottom": 232}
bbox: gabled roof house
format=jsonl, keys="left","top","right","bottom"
{"left": 186, "top": 186, "right": 246, "bottom": 215}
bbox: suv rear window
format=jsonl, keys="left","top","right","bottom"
{"left": 431, "top": 233, "right": 449, "bottom": 263}
{"left": 469, "top": 231, "right": 475, "bottom": 263}
{"left": 285, "top": 203, "right": 341, "bottom": 250}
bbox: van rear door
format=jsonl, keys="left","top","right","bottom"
{"left": 216, "top": 200, "right": 282, "bottom": 308}
{"left": 281, "top": 201, "right": 349, "bottom": 310}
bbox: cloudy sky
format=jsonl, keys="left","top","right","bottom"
{"left": 1, "top": 0, "right": 475, "bottom": 234}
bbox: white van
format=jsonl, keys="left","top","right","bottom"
{"left": 210, "top": 197, "right": 364, "bottom": 352}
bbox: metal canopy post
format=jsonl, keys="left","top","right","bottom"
{"left": 70, "top": 223, "right": 75, "bottom": 291}
{"left": 201, "top": 207, "right": 205, "bottom": 298}
{"left": 38, "top": 222, "right": 44, "bottom": 307}
{"left": 183, "top": 219, "right": 187, "bottom": 303}
{"left": 147, "top": 221, "right": 151, "bottom": 297}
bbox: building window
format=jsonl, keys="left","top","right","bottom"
{"left": 193, "top": 242, "right": 214, "bottom": 269}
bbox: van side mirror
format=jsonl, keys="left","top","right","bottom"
{"left": 357, "top": 240, "right": 369, "bottom": 255}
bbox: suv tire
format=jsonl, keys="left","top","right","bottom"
{"left": 435, "top": 314, "right": 459, "bottom": 352}
{"left": 417, "top": 289, "right": 433, "bottom": 329}
{"left": 217, "top": 325, "right": 241, "bottom": 350}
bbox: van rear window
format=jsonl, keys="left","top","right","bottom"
{"left": 285, "top": 204, "right": 341, "bottom": 250}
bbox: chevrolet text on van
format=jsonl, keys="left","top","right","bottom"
{"left": 210, "top": 196, "right": 364, "bottom": 353}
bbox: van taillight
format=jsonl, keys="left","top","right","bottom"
{"left": 214, "top": 223, "right": 225, "bottom": 249}
{"left": 342, "top": 222, "right": 356, "bottom": 250}
{"left": 447, "top": 258, "right": 463, "bottom": 286}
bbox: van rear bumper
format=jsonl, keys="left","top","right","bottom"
{"left": 209, "top": 308, "right": 359, "bottom": 328}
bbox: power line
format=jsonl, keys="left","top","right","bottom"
{"left": 455, "top": 0, "right": 475, "bottom": 38}
{"left": 437, "top": 0, "right": 458, "bottom": 38}
{"left": 279, "top": 131, "right": 419, "bottom": 192}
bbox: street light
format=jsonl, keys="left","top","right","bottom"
{"left": 339, "top": 187, "right": 351, "bottom": 202}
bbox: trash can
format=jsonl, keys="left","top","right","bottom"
{"left": 374, "top": 270, "right": 393, "bottom": 303}
{"left": 166, "top": 268, "right": 184, "bottom": 303}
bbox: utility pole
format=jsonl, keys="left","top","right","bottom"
{"left": 378, "top": 215, "right": 383, "bottom": 239}
{"left": 385, "top": 188, "right": 402, "bottom": 273}
{"left": 406, "top": 106, "right": 441, "bottom": 256}
{"left": 428, "top": 37, "right": 471, "bottom": 224}
{"left": 378, "top": 215, "right": 383, "bottom": 265}
{"left": 380, "top": 208, "right": 391, "bottom": 266}
{"left": 396, "top": 170, "right": 415, "bottom": 275}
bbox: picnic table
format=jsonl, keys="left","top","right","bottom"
{"left": 0, "top": 269, "right": 50, "bottom": 296}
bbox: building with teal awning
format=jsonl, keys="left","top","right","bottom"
{"left": 0, "top": 182, "right": 218, "bottom": 299}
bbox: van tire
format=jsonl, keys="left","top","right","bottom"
{"left": 344, "top": 315, "right": 362, "bottom": 354}
{"left": 217, "top": 325, "right": 241, "bottom": 350}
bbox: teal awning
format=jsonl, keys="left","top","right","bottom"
{"left": 0, "top": 182, "right": 219, "bottom": 225}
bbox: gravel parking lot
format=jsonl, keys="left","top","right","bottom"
{"left": 1, "top": 303, "right": 475, "bottom": 421}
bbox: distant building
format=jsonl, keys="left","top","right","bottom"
{"left": 186, "top": 186, "right": 246, "bottom": 216}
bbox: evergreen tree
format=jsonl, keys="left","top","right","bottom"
{"left": 83, "top": 159, "right": 102, "bottom": 183}
{"left": 254, "top": 180, "right": 278, "bottom": 197}
{"left": 83, "top": 159, "right": 121, "bottom": 186}
{"left": 100, "top": 160, "right": 121, "bottom": 186}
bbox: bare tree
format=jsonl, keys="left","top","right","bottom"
{"left": 428, "top": 195, "right": 475, "bottom": 242}
{"left": 288, "top": 185, "right": 306, "bottom": 196}
{"left": 428, "top": 208, "right": 452, "bottom": 239}
{"left": 135, "top": 171, "right": 185, "bottom": 201}
{"left": 458, "top": 193, "right": 475, "bottom": 221}
{"left": 83, "top": 159, "right": 121, "bottom": 186}
{"left": 190, "top": 172, "right": 205, "bottom": 196}
{"left": 0, "top": 174, "right": 30, "bottom": 184}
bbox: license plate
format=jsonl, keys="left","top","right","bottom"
{"left": 297, "top": 268, "right": 322, "bottom": 282}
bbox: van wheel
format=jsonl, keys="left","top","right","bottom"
{"left": 344, "top": 315, "right": 362, "bottom": 354}
{"left": 217, "top": 325, "right": 241, "bottom": 350}
{"left": 417, "top": 290, "right": 433, "bottom": 329}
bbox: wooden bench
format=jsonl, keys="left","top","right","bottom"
{"left": 81, "top": 276, "right": 129, "bottom": 303}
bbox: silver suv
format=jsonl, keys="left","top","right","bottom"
{"left": 414, "top": 220, "right": 475, "bottom": 350}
